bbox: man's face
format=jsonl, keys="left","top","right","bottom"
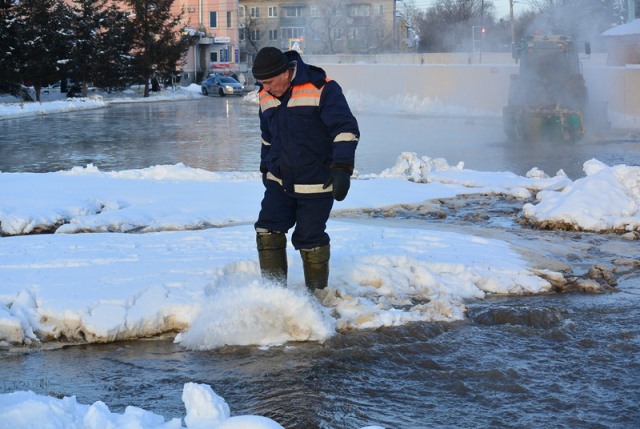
{"left": 258, "top": 69, "right": 291, "bottom": 97}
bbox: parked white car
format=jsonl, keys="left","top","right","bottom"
{"left": 201, "top": 75, "right": 244, "bottom": 96}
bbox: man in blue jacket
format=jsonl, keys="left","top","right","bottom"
{"left": 252, "top": 47, "right": 360, "bottom": 292}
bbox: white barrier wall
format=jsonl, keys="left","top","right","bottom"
{"left": 321, "top": 63, "right": 516, "bottom": 115}
{"left": 312, "top": 59, "right": 640, "bottom": 121}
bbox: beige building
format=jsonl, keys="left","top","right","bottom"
{"left": 173, "top": 1, "right": 241, "bottom": 84}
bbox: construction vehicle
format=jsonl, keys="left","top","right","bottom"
{"left": 503, "top": 34, "right": 591, "bottom": 142}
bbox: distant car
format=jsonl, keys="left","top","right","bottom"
{"left": 0, "top": 82, "right": 34, "bottom": 102}
{"left": 201, "top": 75, "right": 244, "bottom": 97}
{"left": 43, "top": 82, "right": 61, "bottom": 94}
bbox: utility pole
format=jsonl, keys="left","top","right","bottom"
{"left": 510, "top": 0, "right": 515, "bottom": 45}
{"left": 393, "top": 0, "right": 398, "bottom": 52}
{"left": 479, "top": 0, "right": 484, "bottom": 63}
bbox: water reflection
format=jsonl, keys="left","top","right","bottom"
{"left": 2, "top": 99, "right": 639, "bottom": 179}
{"left": 0, "top": 98, "right": 261, "bottom": 173}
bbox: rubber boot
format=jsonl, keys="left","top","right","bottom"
{"left": 300, "top": 245, "right": 330, "bottom": 291}
{"left": 256, "top": 232, "right": 288, "bottom": 285}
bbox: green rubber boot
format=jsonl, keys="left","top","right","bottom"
{"left": 256, "top": 232, "right": 288, "bottom": 285}
{"left": 300, "top": 245, "right": 330, "bottom": 291}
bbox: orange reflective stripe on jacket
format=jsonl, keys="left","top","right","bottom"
{"left": 287, "top": 80, "right": 330, "bottom": 107}
{"left": 259, "top": 91, "right": 280, "bottom": 111}
{"left": 259, "top": 79, "right": 331, "bottom": 112}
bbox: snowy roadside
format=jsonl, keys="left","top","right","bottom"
{"left": 0, "top": 84, "right": 205, "bottom": 120}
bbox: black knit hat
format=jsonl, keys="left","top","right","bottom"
{"left": 252, "top": 47, "right": 290, "bottom": 80}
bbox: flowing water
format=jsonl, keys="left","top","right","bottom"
{"left": 1, "top": 98, "right": 639, "bottom": 428}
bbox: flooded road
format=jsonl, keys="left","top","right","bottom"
{"left": 2, "top": 97, "right": 639, "bottom": 179}
{"left": 1, "top": 98, "right": 639, "bottom": 428}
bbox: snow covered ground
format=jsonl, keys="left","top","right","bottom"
{"left": 1, "top": 87, "right": 639, "bottom": 428}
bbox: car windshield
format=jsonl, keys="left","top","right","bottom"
{"left": 219, "top": 77, "right": 238, "bottom": 84}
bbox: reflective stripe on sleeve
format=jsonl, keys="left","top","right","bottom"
{"left": 334, "top": 132, "right": 359, "bottom": 142}
{"left": 266, "top": 172, "right": 332, "bottom": 193}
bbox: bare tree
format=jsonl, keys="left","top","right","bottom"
{"left": 417, "top": 0, "right": 495, "bottom": 52}
{"left": 239, "top": 11, "right": 261, "bottom": 56}
{"left": 398, "top": 0, "right": 424, "bottom": 34}
{"left": 520, "top": 0, "right": 626, "bottom": 49}
{"left": 306, "top": 1, "right": 346, "bottom": 54}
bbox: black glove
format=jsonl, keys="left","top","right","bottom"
{"left": 323, "top": 168, "right": 351, "bottom": 201}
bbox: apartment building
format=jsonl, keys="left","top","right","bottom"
{"left": 237, "top": 1, "right": 397, "bottom": 57}
{"left": 180, "top": 1, "right": 396, "bottom": 83}
{"left": 62, "top": 1, "right": 396, "bottom": 84}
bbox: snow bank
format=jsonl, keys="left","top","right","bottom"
{"left": 0, "top": 383, "right": 284, "bottom": 429}
{"left": 523, "top": 159, "right": 640, "bottom": 233}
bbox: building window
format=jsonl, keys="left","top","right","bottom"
{"left": 209, "top": 11, "right": 217, "bottom": 28}
{"left": 333, "top": 27, "right": 344, "bottom": 40}
{"left": 268, "top": 6, "right": 278, "bottom": 18}
{"left": 210, "top": 52, "right": 218, "bottom": 62}
{"left": 310, "top": 5, "right": 319, "bottom": 17}
{"left": 348, "top": 5, "right": 370, "bottom": 17}
{"left": 281, "top": 27, "right": 304, "bottom": 39}
{"left": 250, "top": 29, "right": 260, "bottom": 41}
{"left": 269, "top": 29, "right": 278, "bottom": 40}
{"left": 377, "top": 4, "right": 384, "bottom": 15}
{"left": 349, "top": 27, "right": 364, "bottom": 39}
{"left": 238, "top": 6, "right": 245, "bottom": 18}
{"left": 227, "top": 11, "right": 232, "bottom": 28}
{"left": 283, "top": 6, "right": 303, "bottom": 17}
{"left": 251, "top": 7, "right": 260, "bottom": 18}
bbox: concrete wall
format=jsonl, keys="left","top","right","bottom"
{"left": 305, "top": 54, "right": 639, "bottom": 121}
{"left": 305, "top": 53, "right": 609, "bottom": 66}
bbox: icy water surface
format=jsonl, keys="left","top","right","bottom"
{"left": 1, "top": 99, "right": 640, "bottom": 428}
{"left": 2, "top": 97, "right": 640, "bottom": 178}
{"left": 3, "top": 285, "right": 639, "bottom": 428}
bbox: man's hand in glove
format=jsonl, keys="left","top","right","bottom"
{"left": 323, "top": 167, "right": 352, "bottom": 201}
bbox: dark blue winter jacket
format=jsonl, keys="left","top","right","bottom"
{"left": 257, "top": 50, "right": 359, "bottom": 198}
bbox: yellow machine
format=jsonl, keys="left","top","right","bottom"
{"left": 503, "top": 34, "right": 591, "bottom": 142}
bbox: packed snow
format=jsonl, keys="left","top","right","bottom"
{"left": 1, "top": 87, "right": 640, "bottom": 429}
{"left": 602, "top": 18, "right": 640, "bottom": 37}
{"left": 1, "top": 155, "right": 573, "bottom": 346}
{"left": 0, "top": 382, "right": 294, "bottom": 429}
